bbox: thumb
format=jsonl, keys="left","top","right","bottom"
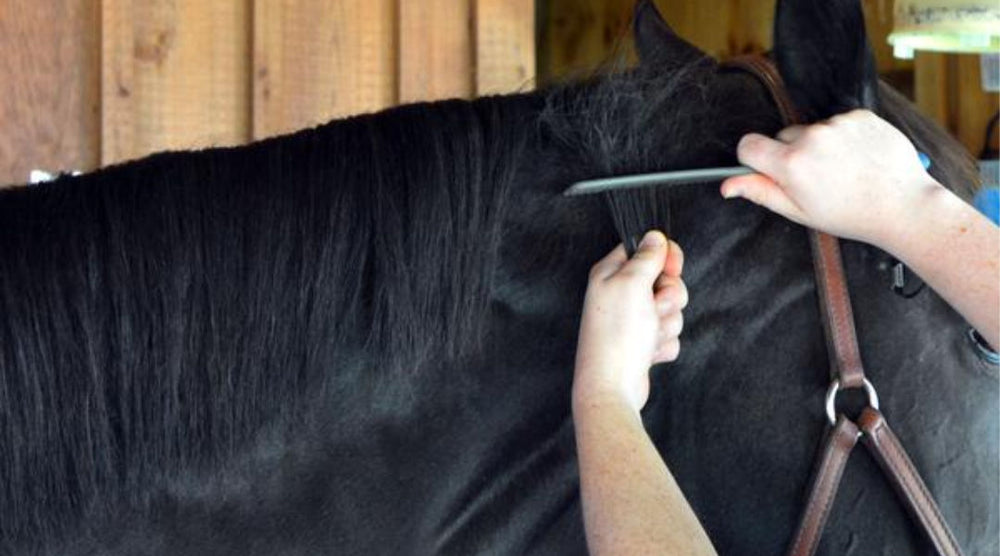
{"left": 621, "top": 230, "right": 669, "bottom": 282}
{"left": 721, "top": 173, "right": 806, "bottom": 223}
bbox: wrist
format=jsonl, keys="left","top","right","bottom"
{"left": 865, "top": 179, "right": 950, "bottom": 252}
{"left": 572, "top": 378, "right": 639, "bottom": 418}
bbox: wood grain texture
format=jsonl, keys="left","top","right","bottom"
{"left": 916, "top": 52, "right": 999, "bottom": 157}
{"left": 474, "top": 0, "right": 535, "bottom": 96}
{"left": 399, "top": 0, "right": 473, "bottom": 103}
{"left": 862, "top": 0, "right": 913, "bottom": 75}
{"left": 538, "top": 1, "right": 906, "bottom": 84}
{"left": 538, "top": 0, "right": 633, "bottom": 83}
{"left": 538, "top": 0, "right": 996, "bottom": 155}
{"left": 537, "top": 0, "right": 772, "bottom": 84}
{"left": 952, "top": 54, "right": 998, "bottom": 158}
{"left": 914, "top": 52, "right": 950, "bottom": 126}
{"left": 657, "top": 0, "right": 770, "bottom": 60}
{"left": 0, "top": 0, "right": 100, "bottom": 186}
{"left": 253, "top": 0, "right": 397, "bottom": 140}
{"left": 102, "top": 0, "right": 251, "bottom": 165}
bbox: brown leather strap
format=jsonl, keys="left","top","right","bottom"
{"left": 722, "top": 54, "right": 962, "bottom": 556}
{"left": 858, "top": 408, "right": 965, "bottom": 556}
{"left": 787, "top": 416, "right": 860, "bottom": 556}
{"left": 808, "top": 232, "right": 867, "bottom": 388}
{"left": 724, "top": 55, "right": 802, "bottom": 126}
{"left": 724, "top": 55, "right": 866, "bottom": 388}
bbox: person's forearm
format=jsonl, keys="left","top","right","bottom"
{"left": 572, "top": 387, "right": 716, "bottom": 556}
{"left": 877, "top": 185, "right": 999, "bottom": 351}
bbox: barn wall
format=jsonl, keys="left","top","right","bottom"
{"left": 0, "top": 0, "right": 101, "bottom": 185}
{"left": 0, "top": 0, "right": 535, "bottom": 185}
{"left": 538, "top": 0, "right": 998, "bottom": 159}
{"left": 1, "top": 0, "right": 994, "bottom": 187}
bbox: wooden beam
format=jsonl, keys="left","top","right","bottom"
{"left": 399, "top": 0, "right": 473, "bottom": 103}
{"left": 0, "top": 0, "right": 100, "bottom": 186}
{"left": 474, "top": 0, "right": 535, "bottom": 96}
{"left": 101, "top": 0, "right": 251, "bottom": 165}
{"left": 952, "top": 54, "right": 997, "bottom": 158}
{"left": 101, "top": 0, "right": 136, "bottom": 165}
{"left": 252, "top": 0, "right": 397, "bottom": 140}
{"left": 538, "top": 0, "right": 633, "bottom": 83}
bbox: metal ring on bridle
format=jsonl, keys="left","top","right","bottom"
{"left": 825, "top": 377, "right": 879, "bottom": 426}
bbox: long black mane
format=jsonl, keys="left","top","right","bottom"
{"left": 0, "top": 2, "right": 994, "bottom": 552}
{"left": 0, "top": 96, "right": 533, "bottom": 546}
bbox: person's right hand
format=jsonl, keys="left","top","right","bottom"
{"left": 720, "top": 109, "right": 942, "bottom": 247}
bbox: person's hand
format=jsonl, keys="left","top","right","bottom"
{"left": 720, "top": 109, "right": 942, "bottom": 246}
{"left": 573, "top": 231, "right": 688, "bottom": 413}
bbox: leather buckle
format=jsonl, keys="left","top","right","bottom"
{"left": 825, "top": 378, "right": 879, "bottom": 427}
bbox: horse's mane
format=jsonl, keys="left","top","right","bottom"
{"left": 540, "top": 56, "right": 978, "bottom": 203}
{"left": 0, "top": 96, "right": 532, "bottom": 544}
{"left": 0, "top": 49, "right": 980, "bottom": 547}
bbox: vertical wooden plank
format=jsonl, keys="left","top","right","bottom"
{"left": 101, "top": 0, "right": 136, "bottom": 164}
{"left": 538, "top": 0, "right": 633, "bottom": 83}
{"left": 398, "top": 0, "right": 473, "bottom": 103}
{"left": 0, "top": 0, "right": 100, "bottom": 186}
{"left": 102, "top": 0, "right": 251, "bottom": 165}
{"left": 474, "top": 0, "right": 535, "bottom": 96}
{"left": 914, "top": 52, "right": 951, "bottom": 129}
{"left": 728, "top": 0, "right": 773, "bottom": 54}
{"left": 914, "top": 53, "right": 997, "bottom": 156}
{"left": 656, "top": 0, "right": 774, "bottom": 58}
{"left": 538, "top": 0, "right": 773, "bottom": 85}
{"left": 862, "top": 0, "right": 912, "bottom": 75}
{"left": 537, "top": 0, "right": 910, "bottom": 85}
{"left": 657, "top": 0, "right": 736, "bottom": 59}
{"left": 952, "top": 54, "right": 998, "bottom": 157}
{"left": 253, "top": 0, "right": 397, "bottom": 140}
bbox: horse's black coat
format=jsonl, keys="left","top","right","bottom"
{"left": 0, "top": 1, "right": 996, "bottom": 554}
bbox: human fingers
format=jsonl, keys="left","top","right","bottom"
{"left": 720, "top": 173, "right": 807, "bottom": 224}
{"left": 654, "top": 275, "right": 688, "bottom": 312}
{"left": 588, "top": 243, "right": 628, "bottom": 281}
{"left": 617, "top": 231, "right": 669, "bottom": 283}
{"left": 652, "top": 338, "right": 681, "bottom": 364}
{"left": 777, "top": 125, "right": 808, "bottom": 143}
{"left": 662, "top": 240, "right": 684, "bottom": 278}
{"left": 735, "top": 133, "right": 794, "bottom": 182}
{"left": 658, "top": 311, "right": 684, "bottom": 339}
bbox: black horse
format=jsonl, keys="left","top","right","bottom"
{"left": 1, "top": 0, "right": 996, "bottom": 554}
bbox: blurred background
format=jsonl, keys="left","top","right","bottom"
{"left": 1, "top": 0, "right": 997, "bottom": 189}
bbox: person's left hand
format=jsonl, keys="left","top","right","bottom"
{"left": 573, "top": 231, "right": 688, "bottom": 413}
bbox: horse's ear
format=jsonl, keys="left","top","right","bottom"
{"left": 773, "top": 0, "right": 879, "bottom": 121}
{"left": 633, "top": 0, "right": 707, "bottom": 70}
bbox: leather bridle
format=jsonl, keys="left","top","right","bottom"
{"left": 721, "top": 55, "right": 964, "bottom": 556}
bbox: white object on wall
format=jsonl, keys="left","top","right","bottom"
{"left": 889, "top": 0, "right": 1000, "bottom": 59}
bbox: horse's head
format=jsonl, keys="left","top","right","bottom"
{"left": 633, "top": 0, "right": 877, "bottom": 120}
{"left": 528, "top": 0, "right": 977, "bottom": 324}
{"left": 626, "top": 0, "right": 977, "bottom": 198}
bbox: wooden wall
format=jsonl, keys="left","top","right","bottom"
{"left": 0, "top": 0, "right": 535, "bottom": 186}
{"left": 0, "top": 1, "right": 101, "bottom": 185}
{"left": 3, "top": 0, "right": 995, "bottom": 187}
{"left": 538, "top": 0, "right": 998, "bottom": 157}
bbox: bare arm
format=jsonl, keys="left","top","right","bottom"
{"left": 723, "top": 110, "right": 999, "bottom": 351}
{"left": 573, "top": 232, "right": 716, "bottom": 555}
{"left": 877, "top": 185, "right": 998, "bottom": 351}
{"left": 573, "top": 389, "right": 717, "bottom": 555}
